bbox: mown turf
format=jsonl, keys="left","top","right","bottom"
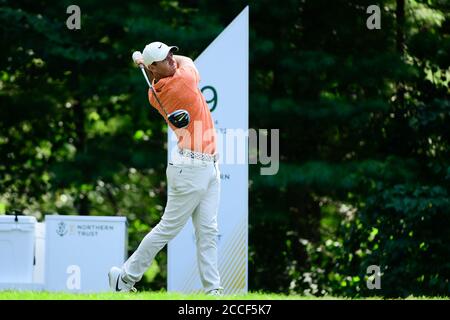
{"left": 0, "top": 290, "right": 447, "bottom": 300}
{"left": 0, "top": 291, "right": 315, "bottom": 300}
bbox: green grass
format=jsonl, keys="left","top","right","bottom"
{"left": 0, "top": 290, "right": 313, "bottom": 300}
{"left": 0, "top": 290, "right": 448, "bottom": 300}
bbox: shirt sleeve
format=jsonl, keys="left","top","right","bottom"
{"left": 178, "top": 64, "right": 200, "bottom": 91}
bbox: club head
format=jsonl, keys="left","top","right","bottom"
{"left": 168, "top": 109, "right": 190, "bottom": 128}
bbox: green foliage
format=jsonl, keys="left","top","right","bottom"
{"left": 0, "top": 0, "right": 225, "bottom": 288}
{"left": 300, "top": 184, "right": 450, "bottom": 297}
{"left": 248, "top": 0, "right": 449, "bottom": 297}
{"left": 0, "top": 0, "right": 449, "bottom": 296}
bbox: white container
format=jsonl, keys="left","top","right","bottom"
{"left": 33, "top": 222, "right": 46, "bottom": 284}
{"left": 44, "top": 215, "right": 127, "bottom": 292}
{"left": 0, "top": 215, "right": 37, "bottom": 283}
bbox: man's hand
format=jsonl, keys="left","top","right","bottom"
{"left": 132, "top": 51, "right": 154, "bottom": 83}
{"left": 132, "top": 51, "right": 145, "bottom": 67}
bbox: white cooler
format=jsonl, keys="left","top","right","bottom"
{"left": 0, "top": 215, "right": 37, "bottom": 283}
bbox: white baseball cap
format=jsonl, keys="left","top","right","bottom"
{"left": 142, "top": 41, "right": 178, "bottom": 66}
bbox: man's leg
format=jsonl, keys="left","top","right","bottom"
{"left": 192, "top": 163, "right": 222, "bottom": 292}
{"left": 122, "top": 165, "right": 206, "bottom": 285}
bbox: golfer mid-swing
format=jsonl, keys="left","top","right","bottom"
{"left": 108, "top": 42, "right": 222, "bottom": 295}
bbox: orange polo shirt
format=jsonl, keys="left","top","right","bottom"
{"left": 148, "top": 61, "right": 216, "bottom": 155}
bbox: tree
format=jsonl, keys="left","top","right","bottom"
{"left": 1, "top": 0, "right": 448, "bottom": 296}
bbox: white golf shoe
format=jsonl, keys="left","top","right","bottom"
{"left": 207, "top": 288, "right": 224, "bottom": 296}
{"left": 108, "top": 267, "right": 136, "bottom": 292}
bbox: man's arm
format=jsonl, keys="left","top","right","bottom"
{"left": 173, "top": 55, "right": 198, "bottom": 73}
{"left": 132, "top": 53, "right": 155, "bottom": 83}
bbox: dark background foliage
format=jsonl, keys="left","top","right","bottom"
{"left": 1, "top": 0, "right": 449, "bottom": 296}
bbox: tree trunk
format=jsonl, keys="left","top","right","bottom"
{"left": 73, "top": 97, "right": 90, "bottom": 216}
{"left": 75, "top": 194, "right": 89, "bottom": 216}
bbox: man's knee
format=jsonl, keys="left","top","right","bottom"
{"left": 154, "top": 218, "right": 187, "bottom": 239}
{"left": 195, "top": 224, "right": 218, "bottom": 241}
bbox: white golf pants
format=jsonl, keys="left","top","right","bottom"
{"left": 122, "top": 158, "right": 222, "bottom": 292}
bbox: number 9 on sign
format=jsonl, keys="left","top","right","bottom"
{"left": 201, "top": 86, "right": 218, "bottom": 112}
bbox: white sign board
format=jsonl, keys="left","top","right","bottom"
{"left": 45, "top": 215, "right": 127, "bottom": 292}
{"left": 168, "top": 6, "right": 249, "bottom": 294}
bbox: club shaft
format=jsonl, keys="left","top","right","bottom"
{"left": 139, "top": 65, "right": 153, "bottom": 88}
{"left": 139, "top": 65, "right": 169, "bottom": 117}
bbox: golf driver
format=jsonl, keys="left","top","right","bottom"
{"left": 132, "top": 51, "right": 190, "bottom": 129}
